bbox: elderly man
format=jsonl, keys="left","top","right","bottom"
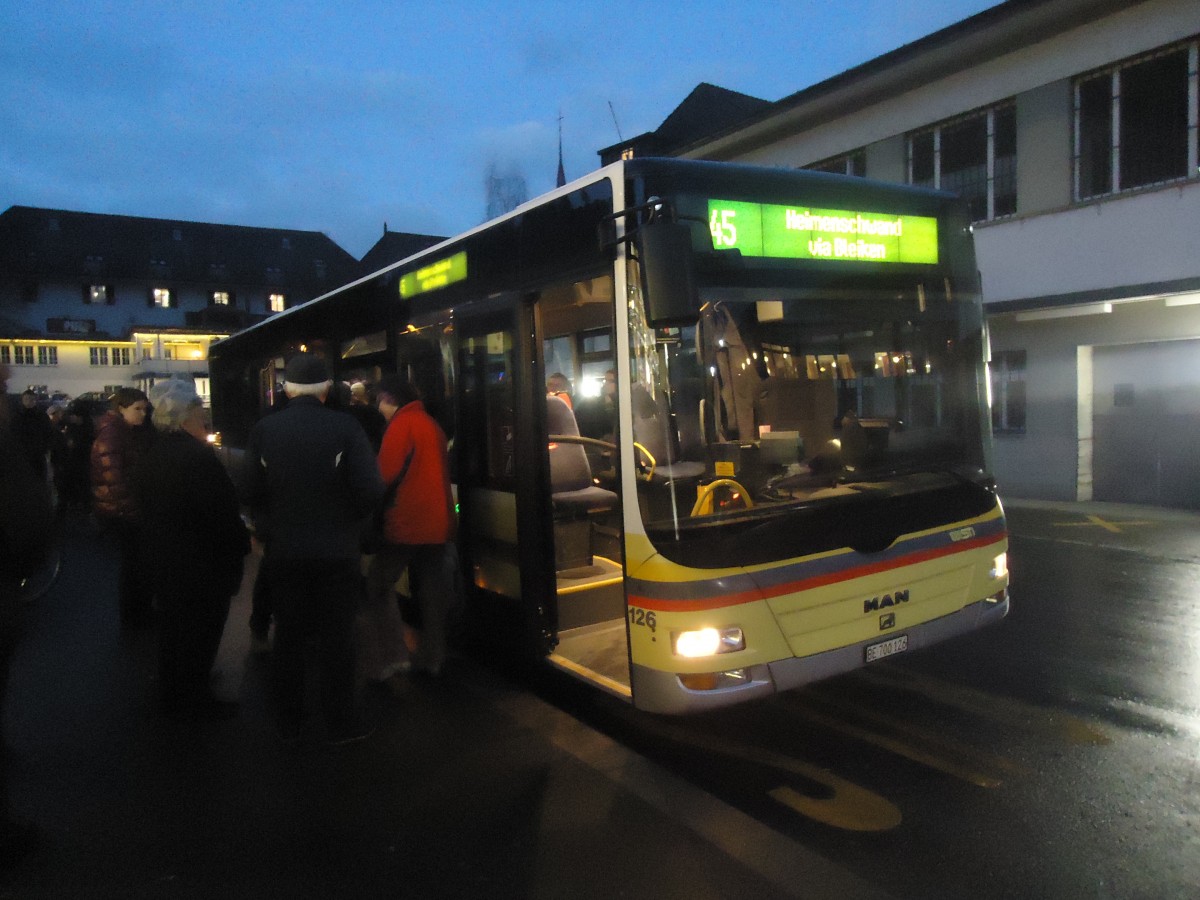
{"left": 242, "top": 353, "right": 384, "bottom": 746}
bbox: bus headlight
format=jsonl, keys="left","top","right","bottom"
{"left": 673, "top": 626, "right": 745, "bottom": 658}
{"left": 990, "top": 552, "right": 1008, "bottom": 581}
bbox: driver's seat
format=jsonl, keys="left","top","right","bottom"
{"left": 547, "top": 395, "right": 617, "bottom": 515}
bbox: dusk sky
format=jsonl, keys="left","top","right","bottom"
{"left": 2, "top": 0, "right": 997, "bottom": 259}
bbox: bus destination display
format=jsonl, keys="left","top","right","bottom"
{"left": 708, "top": 200, "right": 938, "bottom": 264}
{"left": 399, "top": 250, "right": 468, "bottom": 299}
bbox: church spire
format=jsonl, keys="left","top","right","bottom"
{"left": 556, "top": 111, "right": 566, "bottom": 188}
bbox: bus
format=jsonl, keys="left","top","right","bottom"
{"left": 209, "top": 158, "right": 1010, "bottom": 714}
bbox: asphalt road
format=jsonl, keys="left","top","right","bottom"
{"left": 5, "top": 500, "right": 1198, "bottom": 898}
{"left": 540, "top": 499, "right": 1200, "bottom": 899}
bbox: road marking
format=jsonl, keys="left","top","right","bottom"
{"left": 792, "top": 687, "right": 1028, "bottom": 787}
{"left": 489, "top": 686, "right": 895, "bottom": 898}
{"left": 860, "top": 665, "right": 1111, "bottom": 747}
{"left": 635, "top": 715, "right": 904, "bottom": 832}
{"left": 1053, "top": 514, "right": 1156, "bottom": 533}
{"left": 769, "top": 783, "right": 902, "bottom": 832}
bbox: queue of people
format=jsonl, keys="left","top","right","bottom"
{"left": 240, "top": 354, "right": 460, "bottom": 746}
{"left": 1, "top": 359, "right": 465, "bottom": 870}
{"left": 5, "top": 357, "right": 460, "bottom": 753}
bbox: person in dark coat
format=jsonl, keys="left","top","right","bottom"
{"left": 58, "top": 400, "right": 96, "bottom": 511}
{"left": 242, "top": 354, "right": 384, "bottom": 745}
{"left": 90, "top": 388, "right": 155, "bottom": 626}
{"left": 347, "top": 381, "right": 388, "bottom": 452}
{"left": 138, "top": 379, "right": 249, "bottom": 719}
{"left": 0, "top": 364, "right": 56, "bottom": 870}
{"left": 11, "top": 390, "right": 53, "bottom": 482}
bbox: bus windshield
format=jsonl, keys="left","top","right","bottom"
{"left": 628, "top": 268, "right": 993, "bottom": 567}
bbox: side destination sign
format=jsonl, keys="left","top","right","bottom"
{"left": 399, "top": 250, "right": 468, "bottom": 299}
{"left": 708, "top": 200, "right": 938, "bottom": 265}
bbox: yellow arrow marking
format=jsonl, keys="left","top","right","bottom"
{"left": 637, "top": 716, "right": 903, "bottom": 832}
{"left": 769, "top": 782, "right": 902, "bottom": 832}
{"left": 1053, "top": 514, "right": 1156, "bottom": 533}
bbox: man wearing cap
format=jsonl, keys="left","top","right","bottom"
{"left": 242, "top": 353, "right": 384, "bottom": 745}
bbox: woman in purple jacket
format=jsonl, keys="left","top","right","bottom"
{"left": 90, "top": 387, "right": 154, "bottom": 626}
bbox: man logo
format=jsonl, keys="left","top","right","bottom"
{"left": 880, "top": 613, "right": 896, "bottom": 630}
{"left": 863, "top": 589, "right": 910, "bottom": 614}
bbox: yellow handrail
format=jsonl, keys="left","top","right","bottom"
{"left": 690, "top": 479, "right": 753, "bottom": 516}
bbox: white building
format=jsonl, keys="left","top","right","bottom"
{"left": 0, "top": 206, "right": 362, "bottom": 404}
{"left": 602, "top": 0, "right": 1200, "bottom": 508}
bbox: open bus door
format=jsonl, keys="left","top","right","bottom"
{"left": 532, "top": 276, "right": 631, "bottom": 700}
{"left": 456, "top": 301, "right": 558, "bottom": 659}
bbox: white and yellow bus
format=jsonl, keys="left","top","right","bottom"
{"left": 210, "top": 158, "right": 1009, "bottom": 714}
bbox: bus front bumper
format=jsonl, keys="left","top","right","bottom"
{"left": 630, "top": 593, "right": 1010, "bottom": 715}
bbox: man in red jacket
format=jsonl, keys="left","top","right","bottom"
{"left": 361, "top": 374, "right": 456, "bottom": 681}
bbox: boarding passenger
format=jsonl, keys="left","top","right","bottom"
{"left": 242, "top": 353, "right": 384, "bottom": 745}
{"left": 546, "top": 372, "right": 574, "bottom": 410}
{"left": 138, "top": 379, "right": 249, "bottom": 720}
{"left": 362, "top": 375, "right": 456, "bottom": 681}
{"left": 345, "top": 381, "right": 387, "bottom": 453}
{"left": 247, "top": 391, "right": 289, "bottom": 654}
{"left": 91, "top": 388, "right": 155, "bottom": 627}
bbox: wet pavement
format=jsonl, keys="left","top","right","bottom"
{"left": 5, "top": 499, "right": 1197, "bottom": 898}
{"left": 2, "top": 512, "right": 885, "bottom": 900}
{"left": 1003, "top": 497, "right": 1200, "bottom": 563}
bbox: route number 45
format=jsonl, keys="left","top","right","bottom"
{"left": 709, "top": 208, "right": 737, "bottom": 248}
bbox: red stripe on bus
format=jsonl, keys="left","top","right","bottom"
{"left": 626, "top": 532, "right": 1006, "bottom": 612}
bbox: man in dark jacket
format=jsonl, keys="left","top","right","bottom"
{"left": 242, "top": 354, "right": 384, "bottom": 745}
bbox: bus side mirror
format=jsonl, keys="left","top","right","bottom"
{"left": 637, "top": 220, "right": 699, "bottom": 327}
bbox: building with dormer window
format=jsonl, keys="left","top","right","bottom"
{"left": 0, "top": 206, "right": 361, "bottom": 403}
{"left": 607, "top": 0, "right": 1200, "bottom": 508}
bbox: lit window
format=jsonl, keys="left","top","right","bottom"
{"left": 152, "top": 288, "right": 172, "bottom": 308}
{"left": 212, "top": 291, "right": 231, "bottom": 306}
{"left": 1075, "top": 40, "right": 1198, "bottom": 200}
{"left": 269, "top": 293, "right": 286, "bottom": 313}
{"left": 87, "top": 285, "right": 109, "bottom": 304}
{"left": 908, "top": 103, "right": 1016, "bottom": 221}
{"left": 620, "top": 147, "right": 635, "bottom": 161}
